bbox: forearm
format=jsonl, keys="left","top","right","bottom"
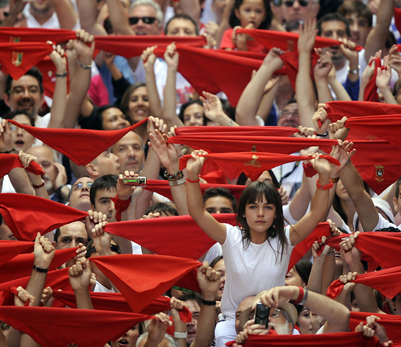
{"left": 53, "top": 0, "right": 78, "bottom": 29}
{"left": 146, "top": 67, "right": 163, "bottom": 119}
{"left": 105, "top": 0, "right": 134, "bottom": 35}
{"left": 191, "top": 292, "right": 217, "bottom": 347}
{"left": 321, "top": 253, "right": 336, "bottom": 295}
{"left": 378, "top": 86, "right": 397, "bottom": 105}
{"left": 329, "top": 77, "right": 352, "bottom": 101}
{"left": 236, "top": 64, "right": 275, "bottom": 126}
{"left": 107, "top": 63, "right": 123, "bottom": 81}
{"left": 297, "top": 53, "right": 316, "bottom": 128}
{"left": 315, "top": 77, "right": 334, "bottom": 104}
{"left": 215, "top": 0, "right": 233, "bottom": 47}
{"left": 358, "top": 80, "right": 368, "bottom": 101}
{"left": 288, "top": 173, "right": 311, "bottom": 222}
{"left": 177, "top": 0, "right": 200, "bottom": 26}
{"left": 163, "top": 67, "right": 184, "bottom": 128}
{"left": 77, "top": 0, "right": 107, "bottom": 36}
{"left": 255, "top": 84, "right": 278, "bottom": 123}
{"left": 26, "top": 271, "right": 47, "bottom": 307}
{"left": 74, "top": 288, "right": 94, "bottom": 309}
{"left": 186, "top": 180, "right": 205, "bottom": 221}
{"left": 306, "top": 257, "right": 325, "bottom": 293}
{"left": 30, "top": 175, "right": 49, "bottom": 199}
{"left": 48, "top": 68, "right": 68, "bottom": 129}
{"left": 8, "top": 168, "right": 35, "bottom": 195}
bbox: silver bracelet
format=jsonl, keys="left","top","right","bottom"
{"left": 77, "top": 59, "right": 93, "bottom": 69}
{"left": 168, "top": 177, "right": 186, "bottom": 186}
{"left": 174, "top": 331, "right": 187, "bottom": 339}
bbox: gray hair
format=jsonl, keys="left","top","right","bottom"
{"left": 137, "top": 332, "right": 178, "bottom": 347}
{"left": 130, "top": 0, "right": 163, "bottom": 28}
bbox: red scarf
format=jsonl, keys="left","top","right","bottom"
{"left": 0, "top": 27, "right": 75, "bottom": 43}
{"left": 0, "top": 193, "right": 88, "bottom": 241}
{"left": 179, "top": 152, "right": 339, "bottom": 180}
{"left": 52, "top": 291, "right": 191, "bottom": 321}
{"left": 104, "top": 214, "right": 236, "bottom": 260}
{"left": 236, "top": 28, "right": 363, "bottom": 53}
{"left": 143, "top": 179, "right": 246, "bottom": 202}
{"left": 7, "top": 117, "right": 148, "bottom": 165}
{"left": 168, "top": 135, "right": 337, "bottom": 156}
{"left": 0, "top": 153, "right": 43, "bottom": 176}
{"left": 327, "top": 264, "right": 401, "bottom": 299}
{"left": 0, "top": 240, "right": 34, "bottom": 267}
{"left": 0, "top": 248, "right": 77, "bottom": 283}
{"left": 363, "top": 57, "right": 382, "bottom": 102}
{"left": 0, "top": 306, "right": 152, "bottom": 347}
{"left": 0, "top": 42, "right": 54, "bottom": 80}
{"left": 89, "top": 254, "right": 202, "bottom": 312}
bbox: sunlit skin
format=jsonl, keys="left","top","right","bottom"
{"left": 213, "top": 259, "right": 226, "bottom": 300}
{"left": 183, "top": 104, "right": 204, "bottom": 126}
{"left": 166, "top": 18, "right": 197, "bottom": 37}
{"left": 235, "top": 0, "right": 266, "bottom": 28}
{"left": 285, "top": 267, "right": 305, "bottom": 287}
{"left": 205, "top": 196, "right": 234, "bottom": 214}
{"left": 129, "top": 5, "right": 161, "bottom": 35}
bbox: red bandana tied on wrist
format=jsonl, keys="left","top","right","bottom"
{"left": 0, "top": 306, "right": 152, "bottom": 347}
{"left": 326, "top": 265, "right": 401, "bottom": 300}
{"left": 110, "top": 196, "right": 130, "bottom": 222}
{"left": 169, "top": 135, "right": 337, "bottom": 156}
{"left": 52, "top": 291, "right": 191, "bottom": 321}
{"left": 6, "top": 117, "right": 148, "bottom": 165}
{"left": 89, "top": 254, "right": 202, "bottom": 312}
{"left": 0, "top": 27, "right": 76, "bottom": 43}
{"left": 0, "top": 240, "right": 34, "bottom": 267}
{"left": 0, "top": 42, "right": 54, "bottom": 80}
{"left": 0, "top": 248, "right": 77, "bottom": 283}
{"left": 363, "top": 57, "right": 382, "bottom": 102}
{"left": 236, "top": 28, "right": 363, "bottom": 53}
{"left": 0, "top": 154, "right": 44, "bottom": 177}
{"left": 179, "top": 152, "right": 339, "bottom": 181}
{"left": 104, "top": 214, "right": 236, "bottom": 260}
{"left": 0, "top": 193, "right": 88, "bottom": 241}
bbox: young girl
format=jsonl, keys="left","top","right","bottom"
{"left": 220, "top": 0, "right": 272, "bottom": 52}
{"left": 186, "top": 151, "right": 332, "bottom": 346}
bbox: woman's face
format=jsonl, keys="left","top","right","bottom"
{"left": 297, "top": 308, "right": 313, "bottom": 334}
{"left": 335, "top": 179, "right": 350, "bottom": 201}
{"left": 111, "top": 325, "right": 140, "bottom": 347}
{"left": 213, "top": 259, "right": 226, "bottom": 300}
{"left": 285, "top": 267, "right": 305, "bottom": 287}
{"left": 128, "top": 87, "right": 150, "bottom": 124}
{"left": 183, "top": 103, "right": 204, "bottom": 126}
{"left": 10, "top": 114, "right": 35, "bottom": 152}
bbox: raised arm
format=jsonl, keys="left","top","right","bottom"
{"left": 186, "top": 151, "right": 226, "bottom": 244}
{"left": 235, "top": 48, "right": 284, "bottom": 126}
{"left": 105, "top": 0, "right": 135, "bottom": 35}
{"left": 69, "top": 258, "right": 94, "bottom": 309}
{"left": 77, "top": 0, "right": 107, "bottom": 36}
{"left": 200, "top": 91, "right": 238, "bottom": 126}
{"left": 53, "top": 0, "right": 78, "bottom": 30}
{"left": 313, "top": 49, "right": 334, "bottom": 103}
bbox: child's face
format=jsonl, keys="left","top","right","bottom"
{"left": 235, "top": 0, "right": 267, "bottom": 29}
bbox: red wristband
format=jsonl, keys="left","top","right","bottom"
{"left": 187, "top": 177, "right": 200, "bottom": 183}
{"left": 291, "top": 286, "right": 304, "bottom": 305}
{"left": 316, "top": 178, "right": 333, "bottom": 190}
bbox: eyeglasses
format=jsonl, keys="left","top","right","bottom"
{"left": 72, "top": 182, "right": 93, "bottom": 190}
{"left": 283, "top": 0, "right": 309, "bottom": 7}
{"left": 271, "top": 308, "right": 283, "bottom": 318}
{"left": 279, "top": 110, "right": 299, "bottom": 118}
{"left": 129, "top": 17, "right": 157, "bottom": 25}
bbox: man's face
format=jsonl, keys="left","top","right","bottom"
{"left": 112, "top": 132, "right": 144, "bottom": 174}
{"left": 277, "top": 103, "right": 300, "bottom": 128}
{"left": 204, "top": 196, "right": 234, "bottom": 214}
{"left": 0, "top": 4, "right": 10, "bottom": 25}
{"left": 281, "top": 0, "right": 318, "bottom": 22}
{"left": 26, "top": 146, "right": 57, "bottom": 194}
{"left": 94, "top": 149, "right": 120, "bottom": 177}
{"left": 345, "top": 12, "right": 370, "bottom": 47}
{"left": 55, "top": 222, "right": 88, "bottom": 249}
{"left": 320, "top": 20, "right": 348, "bottom": 62}
{"left": 166, "top": 18, "right": 197, "bottom": 37}
{"left": 5, "top": 75, "right": 44, "bottom": 118}
{"left": 101, "top": 107, "right": 131, "bottom": 130}
{"left": 91, "top": 187, "right": 117, "bottom": 222}
{"left": 129, "top": 5, "right": 161, "bottom": 35}
{"left": 268, "top": 308, "right": 292, "bottom": 334}
{"left": 0, "top": 219, "right": 16, "bottom": 241}
{"left": 185, "top": 300, "right": 200, "bottom": 345}
{"left": 69, "top": 177, "right": 94, "bottom": 212}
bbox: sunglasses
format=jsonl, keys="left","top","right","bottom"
{"left": 72, "top": 182, "right": 93, "bottom": 190}
{"left": 284, "top": 0, "right": 309, "bottom": 7}
{"left": 129, "top": 17, "right": 157, "bottom": 25}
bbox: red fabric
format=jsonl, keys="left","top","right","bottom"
{"left": 110, "top": 196, "right": 130, "bottom": 222}
{"left": 363, "top": 57, "right": 382, "bottom": 102}
{"left": 179, "top": 152, "right": 339, "bottom": 181}
{"left": 0, "top": 27, "right": 75, "bottom": 43}
{"left": 327, "top": 264, "right": 401, "bottom": 299}
{"left": 0, "top": 306, "right": 152, "bottom": 347}
{"left": 287, "top": 222, "right": 331, "bottom": 272}
{"left": 36, "top": 56, "right": 70, "bottom": 99}
{"left": 395, "top": 7, "right": 401, "bottom": 39}
{"left": 89, "top": 254, "right": 202, "bottom": 312}
{"left": 0, "top": 248, "right": 77, "bottom": 283}
{"left": 95, "top": 35, "right": 206, "bottom": 58}
{"left": 302, "top": 162, "right": 317, "bottom": 177}
{"left": 326, "top": 232, "right": 401, "bottom": 270}
{"left": 279, "top": 51, "right": 319, "bottom": 92}
{"left": 174, "top": 125, "right": 298, "bottom": 137}
{"left": 0, "top": 153, "right": 43, "bottom": 178}
{"left": 52, "top": 291, "right": 191, "bottom": 321}
{"left": 240, "top": 331, "right": 374, "bottom": 347}
{"left": 0, "top": 268, "right": 70, "bottom": 306}
{"left": 168, "top": 135, "right": 337, "bottom": 155}
{"left": 349, "top": 311, "right": 401, "bottom": 343}
{"left": 0, "top": 240, "right": 34, "bottom": 267}
{"left": 216, "top": 49, "right": 266, "bottom": 60}
{"left": 326, "top": 101, "right": 401, "bottom": 119}
{"left": 143, "top": 179, "right": 246, "bottom": 202}
{"left": 104, "top": 214, "right": 236, "bottom": 260}
{"left": 237, "top": 28, "right": 363, "bottom": 52}
{"left": 0, "top": 42, "right": 54, "bottom": 80}
{"left": 0, "top": 193, "right": 88, "bottom": 241}
{"left": 7, "top": 117, "right": 148, "bottom": 165}
{"left": 154, "top": 44, "right": 263, "bottom": 107}
{"left": 220, "top": 28, "right": 267, "bottom": 53}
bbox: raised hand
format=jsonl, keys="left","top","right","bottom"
{"left": 164, "top": 43, "right": 178, "bottom": 70}
{"left": 186, "top": 150, "right": 208, "bottom": 178}
{"left": 142, "top": 45, "right": 157, "bottom": 72}
{"left": 33, "top": 233, "right": 55, "bottom": 270}
{"left": 298, "top": 18, "right": 317, "bottom": 54}
{"left": 14, "top": 286, "right": 35, "bottom": 307}
{"left": 68, "top": 258, "right": 92, "bottom": 292}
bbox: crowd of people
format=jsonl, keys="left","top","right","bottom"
{"left": 0, "top": 0, "right": 401, "bottom": 346}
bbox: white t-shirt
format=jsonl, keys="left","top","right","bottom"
{"left": 373, "top": 213, "right": 401, "bottom": 231}
{"left": 203, "top": 242, "right": 223, "bottom": 264}
{"left": 93, "top": 281, "right": 115, "bottom": 293}
{"left": 272, "top": 156, "right": 303, "bottom": 200}
{"left": 221, "top": 224, "right": 294, "bottom": 319}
